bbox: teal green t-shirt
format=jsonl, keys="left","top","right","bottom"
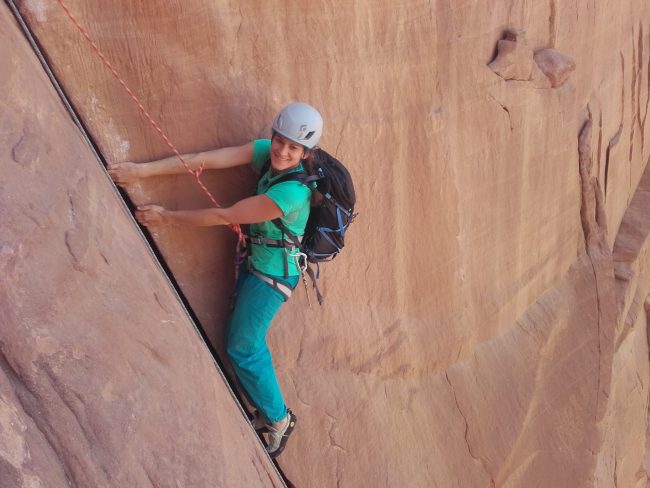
{"left": 249, "top": 139, "right": 311, "bottom": 277}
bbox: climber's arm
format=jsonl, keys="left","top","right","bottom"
{"left": 108, "top": 142, "right": 254, "bottom": 184}
{"left": 135, "top": 195, "right": 282, "bottom": 227}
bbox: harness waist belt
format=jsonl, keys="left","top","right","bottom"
{"left": 246, "top": 260, "right": 294, "bottom": 301}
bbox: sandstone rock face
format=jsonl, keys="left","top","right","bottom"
{"left": 4, "top": 0, "right": 650, "bottom": 487}
{"left": 1, "top": 5, "right": 283, "bottom": 487}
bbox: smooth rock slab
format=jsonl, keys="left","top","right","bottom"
{"left": 0, "top": 5, "right": 283, "bottom": 487}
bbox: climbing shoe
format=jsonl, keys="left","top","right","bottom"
{"left": 251, "top": 410, "right": 270, "bottom": 433}
{"left": 266, "top": 409, "right": 297, "bottom": 459}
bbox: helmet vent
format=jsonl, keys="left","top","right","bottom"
{"left": 305, "top": 131, "right": 315, "bottom": 140}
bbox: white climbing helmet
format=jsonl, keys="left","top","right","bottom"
{"left": 272, "top": 102, "right": 323, "bottom": 150}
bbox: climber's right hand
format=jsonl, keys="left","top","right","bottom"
{"left": 107, "top": 162, "right": 142, "bottom": 185}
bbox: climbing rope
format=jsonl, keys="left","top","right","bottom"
{"left": 55, "top": 0, "right": 244, "bottom": 242}
{"left": 27, "top": 2, "right": 292, "bottom": 482}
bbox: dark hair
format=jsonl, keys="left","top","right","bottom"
{"left": 302, "top": 150, "right": 317, "bottom": 176}
{"left": 302, "top": 150, "right": 323, "bottom": 206}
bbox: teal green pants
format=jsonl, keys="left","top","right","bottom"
{"left": 226, "top": 266, "right": 298, "bottom": 424}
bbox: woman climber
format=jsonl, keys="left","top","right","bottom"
{"left": 108, "top": 102, "right": 323, "bottom": 458}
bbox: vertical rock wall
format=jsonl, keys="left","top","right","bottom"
{"left": 3, "top": 0, "right": 650, "bottom": 487}
{"left": 0, "top": 5, "right": 284, "bottom": 487}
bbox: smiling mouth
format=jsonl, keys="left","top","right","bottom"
{"left": 272, "top": 154, "right": 292, "bottom": 162}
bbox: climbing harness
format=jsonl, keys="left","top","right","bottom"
{"left": 246, "top": 260, "right": 295, "bottom": 302}
{"left": 235, "top": 233, "right": 305, "bottom": 303}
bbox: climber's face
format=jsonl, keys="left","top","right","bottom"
{"left": 270, "top": 133, "right": 307, "bottom": 172}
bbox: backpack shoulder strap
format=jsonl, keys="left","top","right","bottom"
{"left": 269, "top": 171, "right": 318, "bottom": 187}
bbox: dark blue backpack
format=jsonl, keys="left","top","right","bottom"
{"left": 260, "top": 148, "right": 356, "bottom": 304}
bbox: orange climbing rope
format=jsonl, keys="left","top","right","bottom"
{"left": 55, "top": 0, "right": 244, "bottom": 242}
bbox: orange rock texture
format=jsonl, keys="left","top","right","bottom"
{"left": 2, "top": 0, "right": 650, "bottom": 487}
